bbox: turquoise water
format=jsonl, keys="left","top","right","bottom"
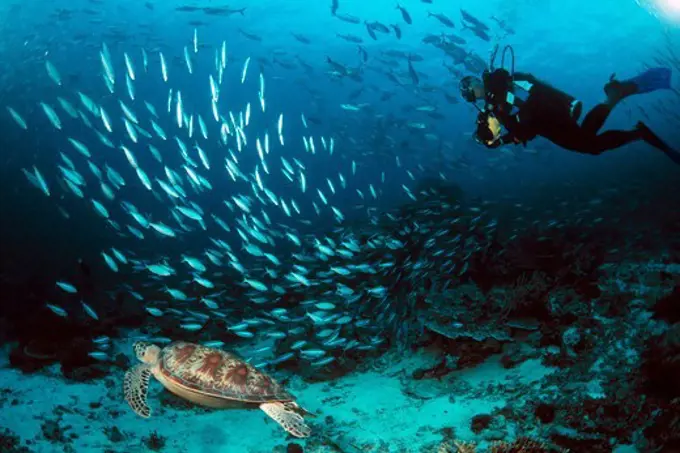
{"left": 0, "top": 1, "right": 679, "bottom": 452}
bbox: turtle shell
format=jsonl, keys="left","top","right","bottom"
{"left": 159, "top": 341, "right": 294, "bottom": 403}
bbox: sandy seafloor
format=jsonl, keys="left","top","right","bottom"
{"left": 1, "top": 344, "right": 550, "bottom": 453}
{"left": 0, "top": 341, "right": 642, "bottom": 453}
{"left": 2, "top": 261, "right": 677, "bottom": 453}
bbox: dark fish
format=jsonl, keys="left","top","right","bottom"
{"left": 52, "top": 8, "right": 74, "bottom": 19}
{"left": 460, "top": 9, "right": 489, "bottom": 31}
{"left": 407, "top": 57, "right": 419, "bottom": 85}
{"left": 443, "top": 33, "right": 466, "bottom": 45}
{"left": 443, "top": 62, "right": 464, "bottom": 78}
{"left": 439, "top": 43, "right": 468, "bottom": 64}
{"left": 365, "top": 23, "right": 377, "bottom": 40}
{"left": 347, "top": 71, "right": 364, "bottom": 83}
{"left": 296, "top": 56, "right": 314, "bottom": 73}
{"left": 396, "top": 4, "right": 412, "bottom": 24}
{"left": 383, "top": 49, "right": 409, "bottom": 58}
{"left": 422, "top": 34, "right": 442, "bottom": 44}
{"left": 331, "top": 0, "right": 339, "bottom": 15}
{"left": 492, "top": 16, "right": 516, "bottom": 35}
{"left": 145, "top": 2, "right": 154, "bottom": 9}
{"left": 463, "top": 53, "right": 487, "bottom": 73}
{"left": 326, "top": 57, "right": 348, "bottom": 75}
{"left": 240, "top": 29, "right": 262, "bottom": 41}
{"left": 391, "top": 24, "right": 402, "bottom": 40}
{"left": 274, "top": 58, "right": 296, "bottom": 70}
{"left": 336, "top": 13, "right": 361, "bottom": 24}
{"left": 292, "top": 33, "right": 311, "bottom": 44}
{"left": 444, "top": 92, "right": 459, "bottom": 104}
{"left": 203, "top": 7, "right": 246, "bottom": 16}
{"left": 225, "top": 7, "right": 247, "bottom": 16}
{"left": 357, "top": 45, "right": 368, "bottom": 63}
{"left": 376, "top": 58, "right": 399, "bottom": 70}
{"left": 368, "top": 21, "right": 390, "bottom": 33}
{"left": 337, "top": 33, "right": 363, "bottom": 43}
{"left": 428, "top": 12, "right": 455, "bottom": 28}
{"left": 348, "top": 87, "right": 364, "bottom": 100}
{"left": 386, "top": 71, "right": 401, "bottom": 85}
{"left": 464, "top": 25, "right": 490, "bottom": 41}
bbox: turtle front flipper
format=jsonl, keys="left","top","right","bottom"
{"left": 259, "top": 402, "right": 311, "bottom": 438}
{"left": 124, "top": 363, "right": 153, "bottom": 418}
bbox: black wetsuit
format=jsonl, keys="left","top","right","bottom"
{"left": 480, "top": 69, "right": 641, "bottom": 154}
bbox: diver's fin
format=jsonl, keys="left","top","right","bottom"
{"left": 636, "top": 122, "right": 680, "bottom": 166}
{"left": 604, "top": 67, "right": 672, "bottom": 105}
{"left": 627, "top": 67, "right": 672, "bottom": 94}
{"left": 664, "top": 148, "right": 680, "bottom": 166}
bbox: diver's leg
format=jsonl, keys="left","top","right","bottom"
{"left": 579, "top": 123, "right": 680, "bottom": 166}
{"left": 636, "top": 122, "right": 673, "bottom": 153}
{"left": 580, "top": 129, "right": 641, "bottom": 155}
{"left": 580, "top": 104, "right": 613, "bottom": 136}
{"left": 635, "top": 122, "right": 680, "bottom": 165}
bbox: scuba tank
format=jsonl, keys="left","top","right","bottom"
{"left": 486, "top": 44, "right": 583, "bottom": 123}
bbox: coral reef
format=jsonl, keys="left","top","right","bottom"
{"left": 438, "top": 437, "right": 557, "bottom": 453}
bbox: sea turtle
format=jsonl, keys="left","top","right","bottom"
{"left": 124, "top": 341, "right": 312, "bottom": 438}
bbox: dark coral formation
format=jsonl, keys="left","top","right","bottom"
{"left": 439, "top": 437, "right": 557, "bottom": 452}
{"left": 142, "top": 431, "right": 167, "bottom": 451}
{"left": 638, "top": 324, "right": 680, "bottom": 451}
{"left": 651, "top": 283, "right": 680, "bottom": 324}
{"left": 410, "top": 217, "right": 680, "bottom": 451}
{"left": 40, "top": 419, "right": 71, "bottom": 444}
{"left": 468, "top": 226, "right": 610, "bottom": 300}
{"left": 0, "top": 428, "right": 33, "bottom": 453}
{"left": 103, "top": 426, "right": 125, "bottom": 443}
{"left": 470, "top": 414, "right": 493, "bottom": 435}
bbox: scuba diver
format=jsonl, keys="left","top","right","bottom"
{"left": 459, "top": 45, "right": 679, "bottom": 165}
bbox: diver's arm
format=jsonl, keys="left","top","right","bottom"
{"left": 511, "top": 72, "right": 539, "bottom": 85}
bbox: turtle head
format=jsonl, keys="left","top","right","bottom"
{"left": 133, "top": 341, "right": 161, "bottom": 364}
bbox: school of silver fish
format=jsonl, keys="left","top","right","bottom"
{"left": 9, "top": 1, "right": 675, "bottom": 372}
{"left": 6, "top": 17, "right": 504, "bottom": 371}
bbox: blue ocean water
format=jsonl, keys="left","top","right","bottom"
{"left": 0, "top": 0, "right": 679, "bottom": 452}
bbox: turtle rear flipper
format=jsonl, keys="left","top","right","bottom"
{"left": 260, "top": 402, "right": 311, "bottom": 438}
{"left": 125, "top": 363, "right": 153, "bottom": 418}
